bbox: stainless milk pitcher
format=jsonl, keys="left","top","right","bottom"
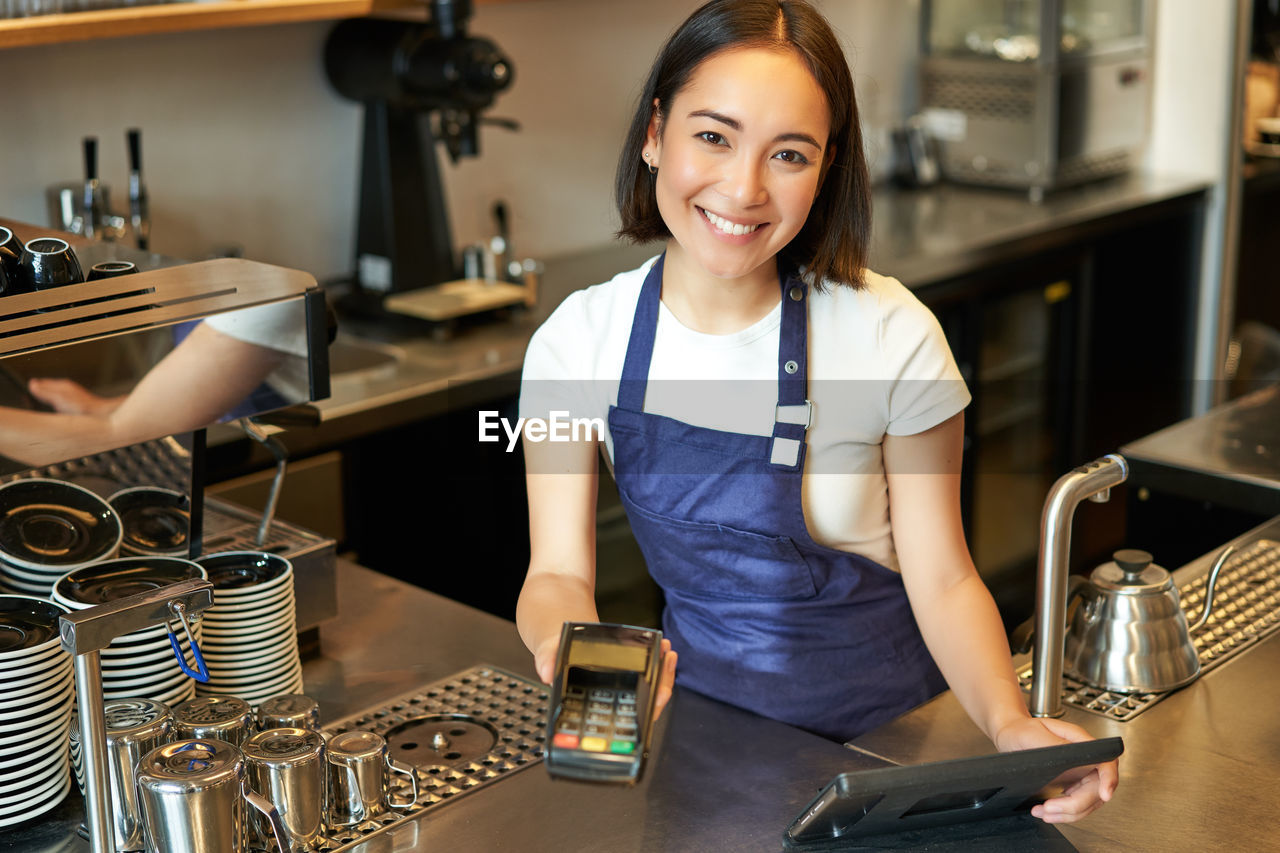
{"left": 256, "top": 694, "right": 321, "bottom": 732}
{"left": 135, "top": 738, "right": 292, "bottom": 853}
{"left": 325, "top": 730, "right": 419, "bottom": 826}
{"left": 243, "top": 728, "right": 327, "bottom": 849}
{"left": 69, "top": 698, "right": 173, "bottom": 852}
{"left": 172, "top": 696, "right": 254, "bottom": 746}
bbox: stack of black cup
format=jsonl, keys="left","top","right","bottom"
{"left": 0, "top": 226, "right": 136, "bottom": 299}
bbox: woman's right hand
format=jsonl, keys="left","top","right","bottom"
{"left": 535, "top": 636, "right": 680, "bottom": 720}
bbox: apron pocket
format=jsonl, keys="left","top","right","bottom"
{"left": 621, "top": 496, "right": 818, "bottom": 602}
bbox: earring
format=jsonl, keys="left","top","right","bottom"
{"left": 644, "top": 153, "right": 657, "bottom": 175}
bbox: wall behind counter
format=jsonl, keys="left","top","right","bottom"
{"left": 0, "top": 0, "right": 919, "bottom": 284}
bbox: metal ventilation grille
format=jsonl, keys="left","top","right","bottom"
{"left": 0, "top": 258, "right": 315, "bottom": 357}
{"left": 922, "top": 71, "right": 1036, "bottom": 121}
{"left": 944, "top": 159, "right": 1026, "bottom": 184}
{"left": 1056, "top": 150, "right": 1133, "bottom": 183}
{"left": 944, "top": 149, "right": 1131, "bottom": 189}
{"left": 1019, "top": 539, "right": 1280, "bottom": 721}
{"left": 314, "top": 665, "right": 548, "bottom": 852}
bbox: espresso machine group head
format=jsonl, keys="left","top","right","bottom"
{"left": 324, "top": 0, "right": 515, "bottom": 308}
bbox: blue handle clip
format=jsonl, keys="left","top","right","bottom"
{"left": 167, "top": 600, "right": 210, "bottom": 683}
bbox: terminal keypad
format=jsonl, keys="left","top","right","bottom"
{"left": 552, "top": 686, "right": 638, "bottom": 754}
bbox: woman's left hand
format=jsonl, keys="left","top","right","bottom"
{"left": 994, "top": 716, "right": 1118, "bottom": 824}
{"left": 27, "top": 377, "right": 123, "bottom": 416}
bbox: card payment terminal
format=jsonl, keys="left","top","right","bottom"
{"left": 544, "top": 621, "right": 663, "bottom": 784}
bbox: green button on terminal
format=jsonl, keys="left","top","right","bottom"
{"left": 609, "top": 741, "right": 636, "bottom": 754}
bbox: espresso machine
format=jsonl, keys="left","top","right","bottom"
{"left": 0, "top": 248, "right": 338, "bottom": 632}
{"left": 0, "top": 248, "right": 340, "bottom": 848}
{"left": 324, "top": 0, "right": 518, "bottom": 317}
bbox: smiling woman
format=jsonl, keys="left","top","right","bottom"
{"left": 515, "top": 0, "right": 1117, "bottom": 828}
{"left": 641, "top": 48, "right": 831, "bottom": 310}
{"left": 615, "top": 0, "right": 869, "bottom": 292}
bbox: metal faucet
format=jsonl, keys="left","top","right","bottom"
{"left": 1029, "top": 453, "right": 1128, "bottom": 717}
{"left": 60, "top": 579, "right": 215, "bottom": 853}
{"left": 238, "top": 418, "right": 289, "bottom": 547}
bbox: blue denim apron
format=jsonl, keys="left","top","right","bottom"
{"left": 607, "top": 255, "right": 945, "bottom": 742}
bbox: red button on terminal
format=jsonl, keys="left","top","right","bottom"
{"left": 552, "top": 733, "right": 580, "bottom": 749}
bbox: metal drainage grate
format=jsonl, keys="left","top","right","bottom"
{"left": 1018, "top": 539, "right": 1280, "bottom": 722}
{"left": 2, "top": 436, "right": 192, "bottom": 492}
{"left": 314, "top": 664, "right": 547, "bottom": 852}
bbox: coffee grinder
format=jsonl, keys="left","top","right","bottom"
{"left": 324, "top": 0, "right": 516, "bottom": 315}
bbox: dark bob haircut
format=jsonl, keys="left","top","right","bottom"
{"left": 615, "top": 0, "right": 871, "bottom": 289}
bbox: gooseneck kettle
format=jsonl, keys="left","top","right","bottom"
{"left": 1062, "top": 548, "right": 1230, "bottom": 693}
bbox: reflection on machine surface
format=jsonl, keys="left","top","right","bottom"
{"left": 0, "top": 258, "right": 329, "bottom": 474}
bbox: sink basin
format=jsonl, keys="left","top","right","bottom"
{"left": 327, "top": 336, "right": 404, "bottom": 382}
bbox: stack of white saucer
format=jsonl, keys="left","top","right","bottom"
{"left": 0, "top": 596, "right": 74, "bottom": 830}
{"left": 52, "top": 559, "right": 207, "bottom": 706}
{"left": 196, "top": 552, "right": 303, "bottom": 707}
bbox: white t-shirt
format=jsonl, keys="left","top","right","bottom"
{"left": 520, "top": 255, "right": 970, "bottom": 572}
{"left": 204, "top": 302, "right": 311, "bottom": 401}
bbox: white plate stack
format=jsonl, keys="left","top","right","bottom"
{"left": 52, "top": 558, "right": 208, "bottom": 707}
{"left": 0, "top": 596, "right": 74, "bottom": 830}
{"left": 195, "top": 552, "right": 303, "bottom": 707}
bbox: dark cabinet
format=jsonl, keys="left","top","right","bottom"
{"left": 1235, "top": 162, "right": 1280, "bottom": 337}
{"left": 924, "top": 250, "right": 1084, "bottom": 628}
{"left": 919, "top": 193, "right": 1203, "bottom": 630}
{"left": 338, "top": 377, "right": 532, "bottom": 618}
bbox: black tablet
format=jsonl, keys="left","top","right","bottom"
{"left": 784, "top": 737, "right": 1123, "bottom": 850}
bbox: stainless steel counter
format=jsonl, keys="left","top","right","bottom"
{"left": 1121, "top": 383, "right": 1280, "bottom": 515}
{"left": 12, "top": 561, "right": 1095, "bottom": 852}
{"left": 848, "top": 515, "right": 1280, "bottom": 852}
{"left": 305, "top": 564, "right": 899, "bottom": 853}
{"left": 869, "top": 171, "right": 1208, "bottom": 291}
{"left": 21, "top": 532, "right": 1276, "bottom": 850}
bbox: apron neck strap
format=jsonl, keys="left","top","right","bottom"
{"left": 616, "top": 254, "right": 665, "bottom": 413}
{"left": 769, "top": 259, "right": 810, "bottom": 468}
{"left": 775, "top": 257, "right": 808, "bottom": 406}
{"left": 615, "top": 252, "right": 811, "bottom": 430}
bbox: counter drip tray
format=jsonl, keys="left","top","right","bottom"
{"left": 313, "top": 664, "right": 548, "bottom": 852}
{"left": 1018, "top": 538, "right": 1280, "bottom": 722}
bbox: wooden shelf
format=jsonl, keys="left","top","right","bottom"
{"left": 0, "top": 0, "right": 509, "bottom": 49}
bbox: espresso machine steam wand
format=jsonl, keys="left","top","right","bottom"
{"left": 324, "top": 0, "right": 516, "bottom": 313}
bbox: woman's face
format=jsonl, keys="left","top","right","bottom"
{"left": 644, "top": 47, "right": 832, "bottom": 287}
